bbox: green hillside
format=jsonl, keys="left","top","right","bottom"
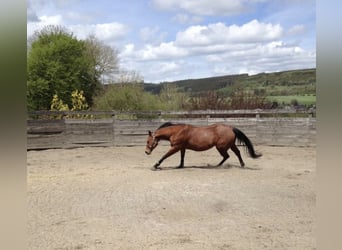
{"left": 144, "top": 68, "right": 316, "bottom": 106}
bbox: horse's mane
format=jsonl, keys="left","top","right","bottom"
{"left": 157, "top": 122, "right": 184, "bottom": 130}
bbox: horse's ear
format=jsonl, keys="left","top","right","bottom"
{"left": 148, "top": 130, "right": 152, "bottom": 136}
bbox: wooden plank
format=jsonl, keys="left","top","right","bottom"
{"left": 27, "top": 110, "right": 316, "bottom": 149}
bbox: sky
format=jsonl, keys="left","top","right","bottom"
{"left": 27, "top": 0, "right": 316, "bottom": 83}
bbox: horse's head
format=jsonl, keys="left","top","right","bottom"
{"left": 145, "top": 130, "right": 159, "bottom": 155}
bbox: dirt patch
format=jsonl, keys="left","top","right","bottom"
{"left": 27, "top": 145, "right": 316, "bottom": 249}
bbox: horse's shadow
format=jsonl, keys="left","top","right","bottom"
{"left": 159, "top": 164, "right": 261, "bottom": 171}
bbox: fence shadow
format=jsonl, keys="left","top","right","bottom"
{"left": 158, "top": 163, "right": 261, "bottom": 171}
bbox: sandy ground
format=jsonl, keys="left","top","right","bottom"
{"left": 27, "top": 144, "right": 316, "bottom": 250}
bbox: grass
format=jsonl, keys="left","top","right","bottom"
{"left": 267, "top": 95, "right": 316, "bottom": 106}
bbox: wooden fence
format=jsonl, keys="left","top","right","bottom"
{"left": 27, "top": 109, "right": 316, "bottom": 150}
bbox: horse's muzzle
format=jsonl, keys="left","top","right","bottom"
{"left": 145, "top": 150, "right": 151, "bottom": 155}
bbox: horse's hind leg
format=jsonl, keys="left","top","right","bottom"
{"left": 231, "top": 144, "right": 245, "bottom": 167}
{"left": 216, "top": 147, "right": 230, "bottom": 166}
{"left": 177, "top": 148, "right": 185, "bottom": 168}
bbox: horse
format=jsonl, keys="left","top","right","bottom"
{"left": 145, "top": 122, "right": 261, "bottom": 170}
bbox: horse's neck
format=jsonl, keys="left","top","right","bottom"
{"left": 156, "top": 126, "right": 182, "bottom": 140}
{"left": 155, "top": 129, "right": 171, "bottom": 140}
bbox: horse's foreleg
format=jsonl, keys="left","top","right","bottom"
{"left": 152, "top": 146, "right": 181, "bottom": 170}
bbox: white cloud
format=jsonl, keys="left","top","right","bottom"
{"left": 27, "top": 15, "right": 64, "bottom": 37}
{"left": 152, "top": 0, "right": 270, "bottom": 16}
{"left": 27, "top": 15, "right": 128, "bottom": 43}
{"left": 287, "top": 24, "right": 306, "bottom": 36}
{"left": 158, "top": 62, "right": 181, "bottom": 74}
{"left": 118, "top": 18, "right": 315, "bottom": 82}
{"left": 139, "top": 26, "right": 167, "bottom": 44}
{"left": 140, "top": 26, "right": 159, "bottom": 42}
{"left": 92, "top": 23, "right": 128, "bottom": 41}
{"left": 141, "top": 42, "right": 188, "bottom": 60}
{"left": 171, "top": 13, "right": 202, "bottom": 25}
{"left": 175, "top": 20, "right": 283, "bottom": 47}
{"left": 209, "top": 41, "right": 316, "bottom": 76}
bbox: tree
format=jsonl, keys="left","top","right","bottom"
{"left": 84, "top": 35, "right": 120, "bottom": 84}
{"left": 229, "top": 90, "right": 271, "bottom": 109}
{"left": 159, "top": 84, "right": 188, "bottom": 110}
{"left": 27, "top": 25, "right": 97, "bottom": 110}
{"left": 187, "top": 91, "right": 229, "bottom": 110}
{"left": 94, "top": 83, "right": 162, "bottom": 111}
{"left": 94, "top": 83, "right": 143, "bottom": 111}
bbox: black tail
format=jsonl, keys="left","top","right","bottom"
{"left": 233, "top": 127, "right": 262, "bottom": 158}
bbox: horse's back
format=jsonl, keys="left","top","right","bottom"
{"left": 181, "top": 123, "right": 235, "bottom": 150}
{"left": 214, "top": 123, "right": 235, "bottom": 137}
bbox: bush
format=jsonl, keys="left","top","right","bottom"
{"left": 94, "top": 83, "right": 162, "bottom": 111}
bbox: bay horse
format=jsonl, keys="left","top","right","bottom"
{"left": 145, "top": 122, "right": 261, "bottom": 170}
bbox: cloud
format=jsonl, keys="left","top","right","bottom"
{"left": 139, "top": 26, "right": 168, "bottom": 45}
{"left": 287, "top": 24, "right": 306, "bottom": 36}
{"left": 140, "top": 42, "right": 188, "bottom": 60}
{"left": 91, "top": 23, "right": 128, "bottom": 41}
{"left": 122, "top": 20, "right": 284, "bottom": 61}
{"left": 119, "top": 19, "right": 315, "bottom": 82}
{"left": 152, "top": 0, "right": 267, "bottom": 16}
{"left": 27, "top": 15, "right": 64, "bottom": 37}
{"left": 158, "top": 62, "right": 181, "bottom": 74}
{"left": 27, "top": 0, "right": 39, "bottom": 22}
{"left": 171, "top": 13, "right": 203, "bottom": 25}
{"left": 208, "top": 40, "right": 316, "bottom": 76}
{"left": 140, "top": 26, "right": 159, "bottom": 42}
{"left": 27, "top": 14, "right": 128, "bottom": 43}
{"left": 176, "top": 20, "right": 283, "bottom": 47}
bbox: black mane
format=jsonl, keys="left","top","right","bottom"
{"left": 157, "top": 122, "right": 184, "bottom": 130}
{"left": 157, "top": 122, "right": 176, "bottom": 130}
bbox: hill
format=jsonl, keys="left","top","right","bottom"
{"left": 144, "top": 68, "right": 316, "bottom": 105}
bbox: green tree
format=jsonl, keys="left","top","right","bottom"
{"left": 94, "top": 83, "right": 161, "bottom": 111}
{"left": 27, "top": 25, "right": 97, "bottom": 110}
{"left": 94, "top": 83, "right": 142, "bottom": 111}
{"left": 159, "top": 84, "right": 188, "bottom": 110}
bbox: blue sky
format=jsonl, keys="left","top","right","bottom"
{"left": 27, "top": 0, "right": 316, "bottom": 83}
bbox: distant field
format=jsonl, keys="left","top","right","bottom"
{"left": 268, "top": 95, "right": 316, "bottom": 106}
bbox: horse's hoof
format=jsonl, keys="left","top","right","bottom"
{"left": 151, "top": 166, "right": 161, "bottom": 171}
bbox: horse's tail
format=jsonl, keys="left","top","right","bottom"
{"left": 233, "top": 127, "right": 262, "bottom": 158}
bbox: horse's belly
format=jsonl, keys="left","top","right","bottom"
{"left": 186, "top": 138, "right": 215, "bottom": 151}
{"left": 187, "top": 144, "right": 214, "bottom": 151}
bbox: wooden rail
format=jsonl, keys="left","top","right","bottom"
{"left": 27, "top": 109, "right": 316, "bottom": 150}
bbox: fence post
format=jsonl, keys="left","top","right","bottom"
{"left": 255, "top": 110, "right": 260, "bottom": 145}
{"left": 206, "top": 114, "right": 210, "bottom": 126}
{"left": 112, "top": 112, "right": 116, "bottom": 146}
{"left": 62, "top": 111, "right": 68, "bottom": 148}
